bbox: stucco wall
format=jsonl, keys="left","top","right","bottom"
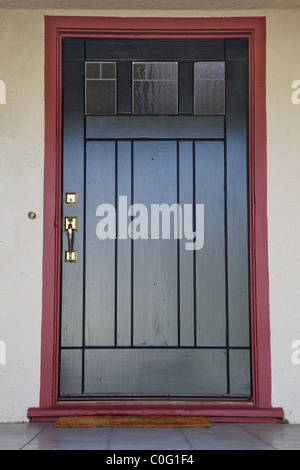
{"left": 0, "top": 8, "right": 299, "bottom": 423}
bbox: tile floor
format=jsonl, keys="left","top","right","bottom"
{"left": 0, "top": 422, "right": 300, "bottom": 450}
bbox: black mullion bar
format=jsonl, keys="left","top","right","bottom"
{"left": 60, "top": 396, "right": 251, "bottom": 401}
{"left": 193, "top": 140, "right": 197, "bottom": 347}
{"left": 224, "top": 43, "right": 231, "bottom": 396}
{"left": 82, "top": 42, "right": 87, "bottom": 396}
{"left": 130, "top": 140, "right": 134, "bottom": 347}
{"left": 177, "top": 140, "right": 180, "bottom": 347}
{"left": 61, "top": 345, "right": 250, "bottom": 350}
{"left": 85, "top": 137, "right": 225, "bottom": 142}
{"left": 114, "top": 141, "right": 118, "bottom": 347}
{"left": 245, "top": 55, "right": 253, "bottom": 399}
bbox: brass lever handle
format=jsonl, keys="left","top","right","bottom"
{"left": 67, "top": 222, "right": 74, "bottom": 255}
{"left": 64, "top": 217, "right": 78, "bottom": 263}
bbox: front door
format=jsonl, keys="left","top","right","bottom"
{"left": 59, "top": 39, "right": 251, "bottom": 400}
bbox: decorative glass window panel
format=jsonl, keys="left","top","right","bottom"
{"left": 85, "top": 62, "right": 116, "bottom": 115}
{"left": 132, "top": 62, "right": 178, "bottom": 115}
{"left": 194, "top": 62, "right": 225, "bottom": 115}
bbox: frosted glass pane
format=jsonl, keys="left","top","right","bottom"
{"left": 85, "top": 62, "right": 116, "bottom": 115}
{"left": 194, "top": 62, "right": 225, "bottom": 115}
{"left": 133, "top": 62, "right": 178, "bottom": 115}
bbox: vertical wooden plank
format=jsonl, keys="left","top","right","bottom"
{"left": 116, "top": 141, "right": 132, "bottom": 346}
{"left": 133, "top": 141, "right": 178, "bottom": 346}
{"left": 85, "top": 141, "right": 116, "bottom": 346}
{"left": 178, "top": 141, "right": 195, "bottom": 346}
{"left": 226, "top": 54, "right": 250, "bottom": 348}
{"left": 195, "top": 141, "right": 227, "bottom": 347}
{"left": 60, "top": 59, "right": 85, "bottom": 347}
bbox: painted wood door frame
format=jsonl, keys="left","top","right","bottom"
{"left": 28, "top": 15, "right": 283, "bottom": 422}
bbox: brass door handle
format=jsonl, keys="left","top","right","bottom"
{"left": 64, "top": 217, "right": 77, "bottom": 262}
{"left": 67, "top": 222, "right": 73, "bottom": 254}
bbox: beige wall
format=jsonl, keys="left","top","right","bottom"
{"left": 0, "top": 8, "right": 300, "bottom": 422}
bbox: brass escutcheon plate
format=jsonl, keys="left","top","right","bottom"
{"left": 64, "top": 193, "right": 78, "bottom": 205}
{"left": 64, "top": 216, "right": 78, "bottom": 231}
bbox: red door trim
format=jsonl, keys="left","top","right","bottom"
{"left": 28, "top": 15, "right": 283, "bottom": 422}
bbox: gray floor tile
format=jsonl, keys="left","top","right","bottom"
{"left": 241, "top": 423, "right": 300, "bottom": 450}
{"left": 22, "top": 424, "right": 112, "bottom": 450}
{"left": 108, "top": 427, "right": 191, "bottom": 450}
{"left": 181, "top": 424, "right": 274, "bottom": 450}
{"left": 0, "top": 423, "right": 48, "bottom": 450}
{"left": 0, "top": 421, "right": 299, "bottom": 450}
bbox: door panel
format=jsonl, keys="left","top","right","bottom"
{"left": 116, "top": 141, "right": 133, "bottom": 347}
{"left": 133, "top": 141, "right": 178, "bottom": 347}
{"left": 86, "top": 116, "right": 224, "bottom": 139}
{"left": 59, "top": 39, "right": 251, "bottom": 400}
{"left": 84, "top": 349, "right": 227, "bottom": 396}
{"left": 178, "top": 141, "right": 194, "bottom": 347}
{"left": 195, "top": 141, "right": 226, "bottom": 347}
{"left": 85, "top": 141, "right": 116, "bottom": 347}
{"left": 85, "top": 40, "right": 225, "bottom": 61}
{"left": 226, "top": 58, "right": 250, "bottom": 348}
{"left": 60, "top": 59, "right": 84, "bottom": 349}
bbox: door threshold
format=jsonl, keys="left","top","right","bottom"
{"left": 28, "top": 401, "right": 284, "bottom": 423}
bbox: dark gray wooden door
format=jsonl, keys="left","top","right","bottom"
{"left": 59, "top": 39, "right": 251, "bottom": 400}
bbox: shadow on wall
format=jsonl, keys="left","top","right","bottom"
{"left": 0, "top": 80, "right": 6, "bottom": 104}
{"left": 0, "top": 341, "right": 6, "bottom": 365}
